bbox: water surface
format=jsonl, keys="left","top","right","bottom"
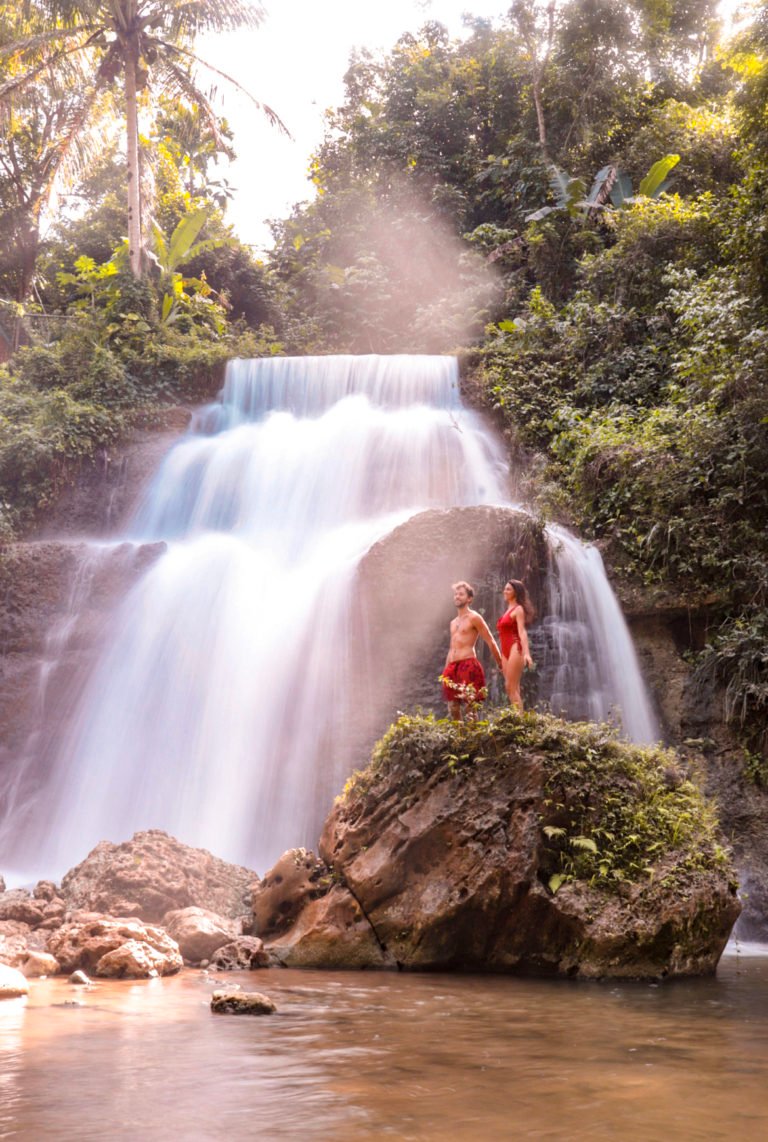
{"left": 3, "top": 947, "right": 768, "bottom": 1140}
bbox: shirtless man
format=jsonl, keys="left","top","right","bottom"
{"left": 441, "top": 581, "right": 503, "bottom": 721}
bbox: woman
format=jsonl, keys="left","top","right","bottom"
{"left": 496, "top": 579, "right": 534, "bottom": 710}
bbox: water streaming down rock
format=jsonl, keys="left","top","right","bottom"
{"left": 3, "top": 355, "right": 659, "bottom": 877}
{"left": 540, "top": 525, "right": 659, "bottom": 743}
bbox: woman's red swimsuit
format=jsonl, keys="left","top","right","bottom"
{"left": 497, "top": 609, "right": 522, "bottom": 658}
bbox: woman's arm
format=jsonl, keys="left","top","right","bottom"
{"left": 474, "top": 614, "right": 503, "bottom": 670}
{"left": 515, "top": 605, "right": 533, "bottom": 669}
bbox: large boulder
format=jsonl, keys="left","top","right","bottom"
{"left": 290, "top": 709, "right": 741, "bottom": 979}
{"left": 209, "top": 936, "right": 270, "bottom": 971}
{"left": 162, "top": 906, "right": 238, "bottom": 963}
{"left": 47, "top": 916, "right": 182, "bottom": 977}
{"left": 60, "top": 830, "right": 257, "bottom": 923}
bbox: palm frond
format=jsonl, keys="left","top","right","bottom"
{"left": 152, "top": 55, "right": 230, "bottom": 149}
{"left": 157, "top": 38, "right": 291, "bottom": 136}
{"left": 0, "top": 29, "right": 102, "bottom": 102}
{"left": 0, "top": 27, "right": 98, "bottom": 62}
{"left": 162, "top": 1, "right": 266, "bottom": 36}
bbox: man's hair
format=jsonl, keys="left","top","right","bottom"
{"left": 452, "top": 580, "right": 474, "bottom": 599}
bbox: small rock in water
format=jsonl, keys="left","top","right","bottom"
{"left": 210, "top": 990, "right": 276, "bottom": 1015}
{"left": 69, "top": 970, "right": 92, "bottom": 986}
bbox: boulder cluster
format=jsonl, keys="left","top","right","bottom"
{"left": 0, "top": 710, "right": 743, "bottom": 997}
{"left": 0, "top": 830, "right": 268, "bottom": 997}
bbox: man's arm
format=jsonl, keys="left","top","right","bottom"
{"left": 473, "top": 613, "right": 503, "bottom": 669}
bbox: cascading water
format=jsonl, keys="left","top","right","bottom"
{"left": 540, "top": 525, "right": 658, "bottom": 743}
{"left": 3, "top": 355, "right": 659, "bottom": 878}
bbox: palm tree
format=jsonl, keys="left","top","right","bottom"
{"left": 0, "top": 2, "right": 285, "bottom": 277}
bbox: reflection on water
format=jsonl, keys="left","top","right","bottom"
{"left": 2, "top": 949, "right": 768, "bottom": 1141}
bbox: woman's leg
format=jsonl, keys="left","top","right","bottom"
{"left": 503, "top": 646, "right": 525, "bottom": 710}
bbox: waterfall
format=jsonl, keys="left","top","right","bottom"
{"left": 2, "top": 354, "right": 659, "bottom": 878}
{"left": 540, "top": 525, "right": 658, "bottom": 743}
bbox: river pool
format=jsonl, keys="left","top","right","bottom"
{"left": 2, "top": 945, "right": 768, "bottom": 1140}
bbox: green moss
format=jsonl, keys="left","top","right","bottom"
{"left": 341, "top": 709, "right": 730, "bottom": 898}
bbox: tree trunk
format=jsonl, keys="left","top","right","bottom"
{"left": 124, "top": 42, "right": 142, "bottom": 277}
{"left": 531, "top": 66, "right": 549, "bottom": 160}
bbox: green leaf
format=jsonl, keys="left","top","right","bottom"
{"left": 160, "top": 293, "right": 174, "bottom": 322}
{"left": 571, "top": 836, "right": 598, "bottom": 853}
{"left": 543, "top": 825, "right": 566, "bottom": 839}
{"left": 167, "top": 208, "right": 211, "bottom": 272}
{"left": 548, "top": 873, "right": 565, "bottom": 894}
{"left": 638, "top": 155, "right": 680, "bottom": 198}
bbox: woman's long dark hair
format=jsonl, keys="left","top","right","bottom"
{"left": 507, "top": 579, "right": 535, "bottom": 624}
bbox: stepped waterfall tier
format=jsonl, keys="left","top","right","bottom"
{"left": 0, "top": 355, "right": 659, "bottom": 878}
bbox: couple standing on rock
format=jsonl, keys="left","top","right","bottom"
{"left": 441, "top": 579, "right": 534, "bottom": 721}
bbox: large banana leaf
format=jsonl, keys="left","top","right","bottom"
{"left": 638, "top": 154, "right": 680, "bottom": 198}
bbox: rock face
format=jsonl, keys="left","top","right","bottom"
{"left": 351, "top": 505, "right": 548, "bottom": 720}
{"left": 264, "top": 711, "right": 739, "bottom": 979}
{"left": 250, "top": 849, "right": 334, "bottom": 938}
{"left": 47, "top": 917, "right": 182, "bottom": 977}
{"left": 61, "top": 830, "right": 257, "bottom": 923}
{"left": 623, "top": 598, "right": 768, "bottom": 941}
{"left": 31, "top": 413, "right": 193, "bottom": 541}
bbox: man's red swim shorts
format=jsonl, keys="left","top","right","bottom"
{"left": 440, "top": 657, "right": 487, "bottom": 704}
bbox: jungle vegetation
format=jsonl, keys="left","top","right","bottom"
{"left": 1, "top": 0, "right": 767, "bottom": 746}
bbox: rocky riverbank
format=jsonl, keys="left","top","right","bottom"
{"left": 0, "top": 709, "right": 741, "bottom": 994}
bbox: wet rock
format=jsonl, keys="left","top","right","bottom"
{"left": 95, "top": 939, "right": 179, "bottom": 979}
{"left": 0, "top": 920, "right": 33, "bottom": 967}
{"left": 36, "top": 900, "right": 68, "bottom": 930}
{"left": 22, "top": 951, "right": 59, "bottom": 977}
{"left": 209, "top": 937, "right": 270, "bottom": 971}
{"left": 210, "top": 990, "right": 276, "bottom": 1015}
{"left": 0, "top": 888, "right": 46, "bottom": 927}
{"left": 265, "top": 885, "right": 392, "bottom": 970}
{"left": 296, "top": 711, "right": 741, "bottom": 979}
{"left": 48, "top": 916, "right": 183, "bottom": 976}
{"left": 0, "top": 964, "right": 29, "bottom": 999}
{"left": 60, "top": 830, "right": 257, "bottom": 923}
{"left": 31, "top": 415, "right": 194, "bottom": 540}
{"left": 250, "top": 849, "right": 333, "bottom": 938}
{"left": 68, "top": 970, "right": 92, "bottom": 986}
{"left": 162, "top": 906, "right": 238, "bottom": 964}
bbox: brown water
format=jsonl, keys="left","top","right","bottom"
{"left": 2, "top": 947, "right": 768, "bottom": 1141}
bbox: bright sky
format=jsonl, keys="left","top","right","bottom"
{"left": 200, "top": 0, "right": 746, "bottom": 254}
{"left": 200, "top": 1, "right": 507, "bottom": 252}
